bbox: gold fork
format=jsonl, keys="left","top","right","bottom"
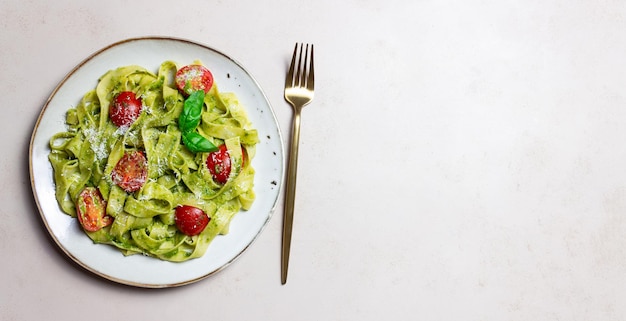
{"left": 282, "top": 43, "right": 314, "bottom": 284}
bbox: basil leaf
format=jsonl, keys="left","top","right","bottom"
{"left": 182, "top": 132, "right": 218, "bottom": 153}
{"left": 178, "top": 90, "right": 205, "bottom": 133}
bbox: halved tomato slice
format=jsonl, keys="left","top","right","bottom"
{"left": 111, "top": 151, "right": 148, "bottom": 192}
{"left": 175, "top": 205, "right": 210, "bottom": 236}
{"left": 175, "top": 65, "right": 214, "bottom": 96}
{"left": 76, "top": 187, "right": 112, "bottom": 232}
{"left": 110, "top": 91, "right": 142, "bottom": 127}
{"left": 206, "top": 144, "right": 232, "bottom": 184}
{"left": 206, "top": 145, "right": 247, "bottom": 184}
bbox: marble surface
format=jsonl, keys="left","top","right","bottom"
{"left": 3, "top": 0, "right": 626, "bottom": 320}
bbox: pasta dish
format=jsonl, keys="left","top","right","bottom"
{"left": 48, "top": 61, "right": 258, "bottom": 262}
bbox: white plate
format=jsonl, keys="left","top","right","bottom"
{"left": 29, "top": 37, "right": 284, "bottom": 288}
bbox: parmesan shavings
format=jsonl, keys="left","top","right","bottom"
{"left": 82, "top": 127, "right": 108, "bottom": 161}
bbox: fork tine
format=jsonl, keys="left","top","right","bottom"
{"left": 300, "top": 44, "right": 309, "bottom": 89}
{"left": 295, "top": 44, "right": 304, "bottom": 87}
{"left": 307, "top": 44, "right": 314, "bottom": 90}
{"left": 285, "top": 43, "right": 298, "bottom": 88}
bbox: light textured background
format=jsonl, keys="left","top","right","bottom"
{"left": 3, "top": 0, "right": 626, "bottom": 320}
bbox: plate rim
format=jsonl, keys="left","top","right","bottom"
{"left": 28, "top": 36, "right": 285, "bottom": 288}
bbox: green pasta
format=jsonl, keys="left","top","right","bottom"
{"left": 48, "top": 61, "right": 259, "bottom": 262}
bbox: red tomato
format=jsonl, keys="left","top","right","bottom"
{"left": 206, "top": 145, "right": 248, "bottom": 184}
{"left": 76, "top": 187, "right": 112, "bottom": 232}
{"left": 175, "top": 205, "right": 210, "bottom": 236}
{"left": 110, "top": 91, "right": 143, "bottom": 127}
{"left": 206, "top": 144, "right": 232, "bottom": 184}
{"left": 111, "top": 151, "right": 148, "bottom": 192}
{"left": 175, "top": 65, "right": 214, "bottom": 96}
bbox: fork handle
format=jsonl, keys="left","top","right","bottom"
{"left": 281, "top": 107, "right": 302, "bottom": 285}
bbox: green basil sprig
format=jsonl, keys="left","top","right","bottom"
{"left": 179, "top": 90, "right": 218, "bottom": 153}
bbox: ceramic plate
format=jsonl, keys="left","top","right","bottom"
{"left": 29, "top": 37, "right": 284, "bottom": 288}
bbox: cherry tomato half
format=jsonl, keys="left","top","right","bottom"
{"left": 206, "top": 144, "right": 232, "bottom": 184}
{"left": 110, "top": 91, "right": 143, "bottom": 127}
{"left": 111, "top": 151, "right": 148, "bottom": 192}
{"left": 76, "top": 187, "right": 112, "bottom": 232}
{"left": 175, "top": 65, "right": 214, "bottom": 96}
{"left": 175, "top": 205, "right": 210, "bottom": 236}
{"left": 206, "top": 145, "right": 248, "bottom": 185}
